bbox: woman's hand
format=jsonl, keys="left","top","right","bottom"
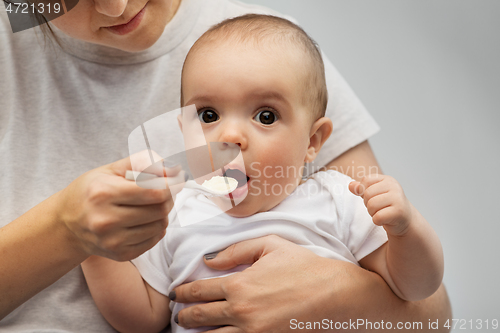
{"left": 0, "top": 152, "right": 180, "bottom": 319}
{"left": 172, "top": 235, "right": 334, "bottom": 332}
{"left": 171, "top": 235, "right": 452, "bottom": 332}
{"left": 171, "top": 235, "right": 375, "bottom": 332}
{"left": 56, "top": 153, "right": 178, "bottom": 261}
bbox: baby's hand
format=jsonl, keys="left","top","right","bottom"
{"left": 349, "top": 174, "right": 412, "bottom": 237}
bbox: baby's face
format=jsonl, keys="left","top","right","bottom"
{"left": 181, "top": 41, "right": 314, "bottom": 217}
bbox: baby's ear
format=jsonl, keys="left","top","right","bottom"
{"left": 305, "top": 117, "right": 333, "bottom": 163}
{"left": 177, "top": 114, "right": 183, "bottom": 133}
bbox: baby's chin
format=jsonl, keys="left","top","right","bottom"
{"left": 223, "top": 179, "right": 302, "bottom": 217}
{"left": 224, "top": 198, "right": 284, "bottom": 218}
{"left": 224, "top": 204, "right": 258, "bottom": 218}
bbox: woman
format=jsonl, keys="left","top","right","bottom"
{"left": 0, "top": 0, "right": 451, "bottom": 331}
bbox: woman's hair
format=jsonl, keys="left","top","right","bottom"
{"left": 2, "top": 0, "right": 58, "bottom": 44}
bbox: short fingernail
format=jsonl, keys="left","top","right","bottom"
{"left": 174, "top": 313, "right": 179, "bottom": 324}
{"left": 204, "top": 251, "right": 220, "bottom": 260}
{"left": 168, "top": 290, "right": 176, "bottom": 301}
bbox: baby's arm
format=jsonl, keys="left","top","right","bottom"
{"left": 349, "top": 174, "right": 444, "bottom": 301}
{"left": 81, "top": 256, "right": 170, "bottom": 333}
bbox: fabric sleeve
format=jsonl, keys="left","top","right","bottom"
{"left": 342, "top": 187, "right": 388, "bottom": 261}
{"left": 131, "top": 238, "right": 172, "bottom": 296}
{"left": 324, "top": 171, "right": 388, "bottom": 261}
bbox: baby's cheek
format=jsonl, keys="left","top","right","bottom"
{"left": 264, "top": 166, "right": 302, "bottom": 197}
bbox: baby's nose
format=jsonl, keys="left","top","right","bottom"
{"left": 219, "top": 127, "right": 247, "bottom": 149}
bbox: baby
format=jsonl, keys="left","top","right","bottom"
{"left": 82, "top": 14, "right": 444, "bottom": 333}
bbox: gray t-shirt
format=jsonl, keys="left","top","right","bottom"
{"left": 0, "top": 0, "right": 379, "bottom": 331}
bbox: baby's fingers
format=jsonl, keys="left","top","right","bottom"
{"left": 359, "top": 174, "right": 385, "bottom": 191}
{"left": 372, "top": 206, "right": 408, "bottom": 229}
{"left": 349, "top": 174, "right": 385, "bottom": 197}
{"left": 365, "top": 192, "right": 393, "bottom": 218}
{"left": 348, "top": 181, "right": 364, "bottom": 196}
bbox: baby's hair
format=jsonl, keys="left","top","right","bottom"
{"left": 181, "top": 14, "right": 328, "bottom": 121}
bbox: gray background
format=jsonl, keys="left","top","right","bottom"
{"left": 241, "top": 0, "right": 500, "bottom": 328}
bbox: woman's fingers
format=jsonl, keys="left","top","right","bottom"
{"left": 113, "top": 202, "right": 171, "bottom": 228}
{"left": 174, "top": 236, "right": 332, "bottom": 331}
{"left": 124, "top": 217, "right": 168, "bottom": 245}
{"left": 112, "top": 179, "right": 171, "bottom": 205}
{"left": 118, "top": 229, "right": 167, "bottom": 261}
{"left": 79, "top": 163, "right": 171, "bottom": 207}
{"left": 173, "top": 277, "right": 227, "bottom": 303}
{"left": 108, "top": 151, "right": 184, "bottom": 202}
{"left": 176, "top": 301, "right": 233, "bottom": 329}
{"left": 83, "top": 218, "right": 167, "bottom": 261}
{"left": 202, "top": 235, "right": 287, "bottom": 271}
{"left": 113, "top": 149, "right": 166, "bottom": 177}
{"left": 102, "top": 228, "right": 167, "bottom": 262}
{"left": 203, "top": 326, "right": 243, "bottom": 333}
{"left": 81, "top": 200, "right": 170, "bottom": 237}
{"left": 57, "top": 153, "right": 177, "bottom": 260}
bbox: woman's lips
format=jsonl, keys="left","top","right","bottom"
{"left": 105, "top": 5, "right": 147, "bottom": 35}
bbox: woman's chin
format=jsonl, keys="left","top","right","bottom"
{"left": 103, "top": 32, "right": 162, "bottom": 52}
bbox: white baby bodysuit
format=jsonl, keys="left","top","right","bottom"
{"left": 132, "top": 170, "right": 388, "bottom": 333}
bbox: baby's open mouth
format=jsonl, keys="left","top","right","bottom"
{"left": 223, "top": 169, "right": 250, "bottom": 188}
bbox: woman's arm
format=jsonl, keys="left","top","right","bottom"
{"left": 0, "top": 154, "right": 173, "bottom": 320}
{"left": 0, "top": 195, "right": 89, "bottom": 320}
{"left": 171, "top": 236, "right": 451, "bottom": 332}
{"left": 324, "top": 140, "right": 381, "bottom": 181}
{"left": 82, "top": 256, "right": 170, "bottom": 333}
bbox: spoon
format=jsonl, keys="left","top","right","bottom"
{"left": 125, "top": 170, "right": 238, "bottom": 197}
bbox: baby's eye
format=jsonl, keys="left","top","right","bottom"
{"left": 254, "top": 109, "right": 278, "bottom": 125}
{"left": 198, "top": 109, "right": 219, "bottom": 123}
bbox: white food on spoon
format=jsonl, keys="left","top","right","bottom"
{"left": 125, "top": 171, "right": 239, "bottom": 197}
{"left": 202, "top": 176, "right": 238, "bottom": 194}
